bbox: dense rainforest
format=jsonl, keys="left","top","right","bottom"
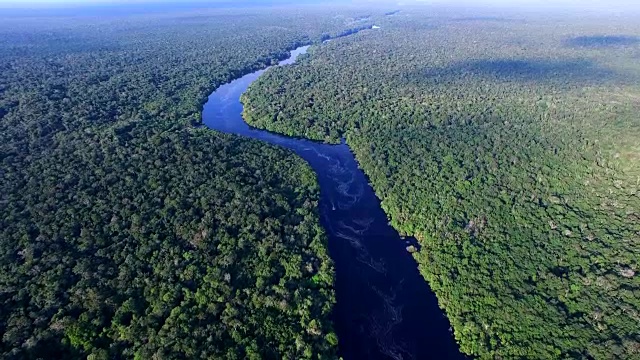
{"left": 0, "top": 6, "right": 380, "bottom": 359}
{"left": 243, "top": 9, "right": 640, "bottom": 359}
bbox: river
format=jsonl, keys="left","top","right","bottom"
{"left": 202, "top": 45, "right": 466, "bottom": 360}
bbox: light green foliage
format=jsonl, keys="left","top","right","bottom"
{"left": 242, "top": 8, "right": 640, "bottom": 359}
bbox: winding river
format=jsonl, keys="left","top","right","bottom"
{"left": 202, "top": 45, "right": 466, "bottom": 360}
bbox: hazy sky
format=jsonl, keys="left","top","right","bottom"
{"left": 0, "top": 0, "right": 213, "bottom": 7}
{"left": 0, "top": 0, "right": 190, "bottom": 5}
{"left": 1, "top": 0, "right": 639, "bottom": 9}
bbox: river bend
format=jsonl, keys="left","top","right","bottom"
{"left": 202, "top": 44, "right": 465, "bottom": 360}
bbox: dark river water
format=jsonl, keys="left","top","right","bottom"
{"left": 202, "top": 45, "right": 466, "bottom": 360}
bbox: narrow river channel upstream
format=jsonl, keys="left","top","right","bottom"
{"left": 202, "top": 44, "right": 466, "bottom": 360}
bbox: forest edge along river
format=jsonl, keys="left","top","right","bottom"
{"left": 202, "top": 37, "right": 466, "bottom": 360}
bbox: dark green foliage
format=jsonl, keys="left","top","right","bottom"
{"left": 0, "top": 6, "right": 374, "bottom": 359}
{"left": 242, "top": 9, "right": 640, "bottom": 359}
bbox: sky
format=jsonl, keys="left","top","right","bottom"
{"left": 0, "top": 0, "right": 330, "bottom": 9}
{"left": 0, "top": 0, "right": 254, "bottom": 7}
{"left": 1, "top": 0, "right": 639, "bottom": 9}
